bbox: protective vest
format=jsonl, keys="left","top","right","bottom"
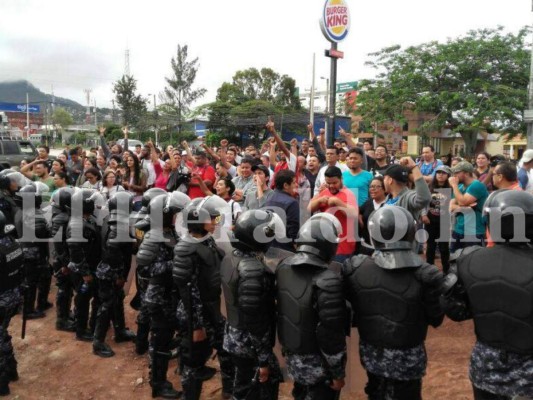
{"left": 174, "top": 237, "right": 224, "bottom": 324}
{"left": 18, "top": 211, "right": 50, "bottom": 263}
{"left": 346, "top": 257, "right": 429, "bottom": 349}
{"left": 276, "top": 252, "right": 329, "bottom": 354}
{"left": 458, "top": 246, "right": 533, "bottom": 354}
{"left": 221, "top": 251, "right": 275, "bottom": 334}
{"left": 0, "top": 237, "right": 24, "bottom": 291}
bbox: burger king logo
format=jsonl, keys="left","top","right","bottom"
{"left": 320, "top": 0, "right": 350, "bottom": 43}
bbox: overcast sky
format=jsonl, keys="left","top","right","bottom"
{"left": 0, "top": 0, "right": 531, "bottom": 109}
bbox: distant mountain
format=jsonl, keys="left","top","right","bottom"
{"left": 0, "top": 80, "right": 114, "bottom": 124}
{"left": 0, "top": 80, "right": 84, "bottom": 110}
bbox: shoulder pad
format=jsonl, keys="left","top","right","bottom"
{"left": 450, "top": 246, "right": 482, "bottom": 262}
{"left": 414, "top": 263, "right": 443, "bottom": 285}
{"left": 136, "top": 237, "right": 160, "bottom": 267}
{"left": 237, "top": 256, "right": 264, "bottom": 278}
{"left": 52, "top": 211, "right": 70, "bottom": 226}
{"left": 135, "top": 217, "right": 151, "bottom": 232}
{"left": 174, "top": 238, "right": 197, "bottom": 257}
{"left": 342, "top": 254, "right": 368, "bottom": 276}
{"left": 315, "top": 269, "right": 342, "bottom": 292}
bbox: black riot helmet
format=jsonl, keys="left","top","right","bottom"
{"left": 51, "top": 187, "right": 76, "bottom": 214}
{"left": 15, "top": 182, "right": 49, "bottom": 209}
{"left": 368, "top": 206, "right": 416, "bottom": 251}
{"left": 483, "top": 189, "right": 533, "bottom": 244}
{"left": 295, "top": 213, "right": 342, "bottom": 263}
{"left": 148, "top": 192, "right": 189, "bottom": 228}
{"left": 230, "top": 209, "right": 284, "bottom": 253}
{"left": 184, "top": 195, "right": 228, "bottom": 235}
{"left": 140, "top": 188, "right": 167, "bottom": 213}
{"left": 108, "top": 191, "right": 133, "bottom": 223}
{"left": 71, "top": 188, "right": 98, "bottom": 215}
{"left": 0, "top": 171, "right": 28, "bottom": 192}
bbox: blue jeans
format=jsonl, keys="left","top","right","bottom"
{"left": 332, "top": 254, "right": 351, "bottom": 263}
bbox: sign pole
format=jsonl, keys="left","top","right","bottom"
{"left": 26, "top": 93, "right": 30, "bottom": 139}
{"left": 328, "top": 42, "right": 338, "bottom": 146}
{"left": 310, "top": 53, "right": 316, "bottom": 125}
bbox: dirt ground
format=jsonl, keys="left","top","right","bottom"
{"left": 7, "top": 268, "right": 476, "bottom": 400}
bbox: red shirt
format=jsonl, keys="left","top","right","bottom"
{"left": 153, "top": 162, "right": 169, "bottom": 191}
{"left": 317, "top": 187, "right": 358, "bottom": 255}
{"left": 188, "top": 164, "right": 216, "bottom": 199}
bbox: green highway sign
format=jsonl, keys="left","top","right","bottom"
{"left": 336, "top": 81, "right": 358, "bottom": 93}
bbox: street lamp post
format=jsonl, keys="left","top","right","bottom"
{"left": 148, "top": 94, "right": 159, "bottom": 147}
{"left": 320, "top": 77, "right": 329, "bottom": 137}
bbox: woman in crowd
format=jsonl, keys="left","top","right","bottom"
{"left": 50, "top": 159, "right": 67, "bottom": 177}
{"left": 81, "top": 167, "right": 102, "bottom": 189}
{"left": 150, "top": 142, "right": 177, "bottom": 190}
{"left": 122, "top": 155, "right": 147, "bottom": 211}
{"left": 76, "top": 157, "right": 99, "bottom": 187}
{"left": 358, "top": 176, "right": 388, "bottom": 254}
{"left": 99, "top": 169, "right": 124, "bottom": 200}
{"left": 422, "top": 165, "right": 452, "bottom": 272}
{"left": 96, "top": 155, "right": 107, "bottom": 174}
{"left": 474, "top": 151, "right": 493, "bottom": 191}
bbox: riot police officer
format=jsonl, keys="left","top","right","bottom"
{"left": 132, "top": 188, "right": 167, "bottom": 355}
{"left": 93, "top": 192, "right": 137, "bottom": 358}
{"left": 276, "top": 213, "right": 347, "bottom": 400}
{"left": 222, "top": 209, "right": 284, "bottom": 400}
{"left": 0, "top": 171, "right": 26, "bottom": 227}
{"left": 343, "top": 206, "right": 448, "bottom": 400}
{"left": 442, "top": 190, "right": 533, "bottom": 400}
{"left": 137, "top": 191, "right": 190, "bottom": 399}
{"left": 173, "top": 195, "right": 235, "bottom": 400}
{"left": 14, "top": 183, "right": 51, "bottom": 319}
{"left": 51, "top": 187, "right": 76, "bottom": 332}
{"left": 66, "top": 189, "right": 102, "bottom": 342}
{"left": 0, "top": 211, "right": 24, "bottom": 396}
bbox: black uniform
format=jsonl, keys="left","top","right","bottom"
{"left": 67, "top": 214, "right": 101, "bottom": 340}
{"left": 0, "top": 223, "right": 24, "bottom": 396}
{"left": 343, "top": 254, "right": 445, "bottom": 400}
{"left": 443, "top": 245, "right": 533, "bottom": 399}
{"left": 137, "top": 229, "right": 180, "bottom": 392}
{"left": 173, "top": 235, "right": 234, "bottom": 400}
{"left": 51, "top": 203, "right": 75, "bottom": 332}
{"left": 93, "top": 214, "right": 135, "bottom": 356}
{"left": 15, "top": 199, "right": 51, "bottom": 318}
{"left": 222, "top": 249, "right": 281, "bottom": 400}
{"left": 276, "top": 251, "right": 347, "bottom": 400}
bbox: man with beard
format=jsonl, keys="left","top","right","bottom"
{"left": 303, "top": 155, "right": 321, "bottom": 198}
{"left": 448, "top": 161, "right": 489, "bottom": 251}
{"left": 370, "top": 145, "right": 390, "bottom": 177}
{"left": 343, "top": 147, "right": 373, "bottom": 207}
{"left": 308, "top": 166, "right": 358, "bottom": 263}
{"left": 491, "top": 161, "right": 521, "bottom": 190}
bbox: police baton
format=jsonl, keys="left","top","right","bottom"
{"left": 21, "top": 283, "right": 28, "bottom": 339}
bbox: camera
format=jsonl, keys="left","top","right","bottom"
{"left": 489, "top": 155, "right": 505, "bottom": 168}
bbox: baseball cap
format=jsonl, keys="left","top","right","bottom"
{"left": 435, "top": 165, "right": 452, "bottom": 175}
{"left": 451, "top": 161, "right": 474, "bottom": 174}
{"left": 384, "top": 164, "right": 409, "bottom": 183}
{"left": 251, "top": 164, "right": 270, "bottom": 177}
{"left": 181, "top": 150, "right": 187, "bottom": 156}
{"left": 520, "top": 149, "right": 533, "bottom": 164}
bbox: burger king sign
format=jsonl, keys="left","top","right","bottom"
{"left": 320, "top": 0, "right": 351, "bottom": 43}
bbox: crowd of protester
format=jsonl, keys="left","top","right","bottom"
{"left": 3, "top": 120, "right": 533, "bottom": 399}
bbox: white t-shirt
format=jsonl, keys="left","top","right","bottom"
{"left": 222, "top": 199, "right": 242, "bottom": 228}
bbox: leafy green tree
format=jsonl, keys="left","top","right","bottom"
{"left": 113, "top": 75, "right": 147, "bottom": 128}
{"left": 356, "top": 27, "right": 530, "bottom": 156}
{"left": 51, "top": 107, "right": 73, "bottom": 131}
{"left": 162, "top": 44, "right": 206, "bottom": 135}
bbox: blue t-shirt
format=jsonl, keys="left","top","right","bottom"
{"left": 419, "top": 159, "right": 443, "bottom": 177}
{"left": 343, "top": 169, "right": 373, "bottom": 206}
{"left": 518, "top": 168, "right": 529, "bottom": 189}
{"left": 453, "top": 180, "right": 489, "bottom": 236}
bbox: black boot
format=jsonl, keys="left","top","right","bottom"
{"left": 181, "top": 375, "right": 203, "bottom": 400}
{"left": 93, "top": 340, "right": 115, "bottom": 358}
{"left": 36, "top": 267, "right": 53, "bottom": 312}
{"left": 136, "top": 322, "right": 150, "bottom": 355}
{"left": 75, "top": 329, "right": 93, "bottom": 342}
{"left": 6, "top": 357, "right": 18, "bottom": 382}
{"left": 56, "top": 318, "right": 76, "bottom": 332}
{"left": 0, "top": 374, "right": 9, "bottom": 397}
{"left": 114, "top": 328, "right": 136, "bottom": 343}
{"left": 151, "top": 355, "right": 182, "bottom": 399}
